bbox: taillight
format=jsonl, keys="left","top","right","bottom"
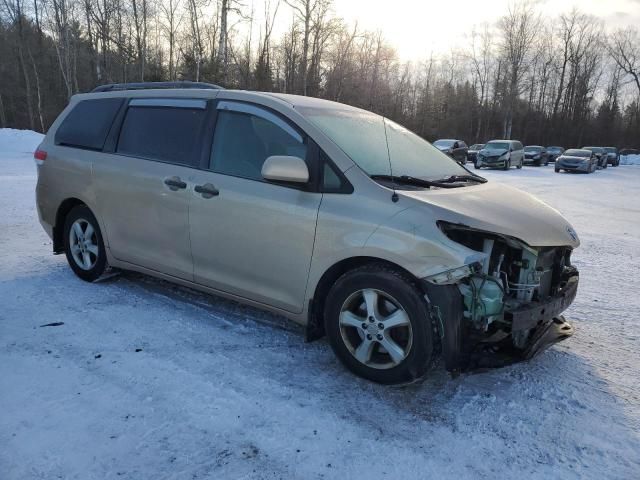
{"left": 34, "top": 149, "right": 47, "bottom": 165}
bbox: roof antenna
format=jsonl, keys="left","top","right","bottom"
{"left": 382, "top": 117, "right": 399, "bottom": 203}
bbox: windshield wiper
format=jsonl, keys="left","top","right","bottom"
{"left": 431, "top": 174, "right": 487, "bottom": 184}
{"left": 370, "top": 174, "right": 466, "bottom": 189}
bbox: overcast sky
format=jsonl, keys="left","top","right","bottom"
{"left": 267, "top": 0, "right": 640, "bottom": 60}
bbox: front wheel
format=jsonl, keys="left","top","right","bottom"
{"left": 324, "top": 264, "right": 435, "bottom": 384}
{"left": 503, "top": 159, "right": 511, "bottom": 170}
{"left": 63, "top": 205, "right": 107, "bottom": 282}
{"left": 555, "top": 168, "right": 561, "bottom": 173}
{"left": 474, "top": 161, "right": 481, "bottom": 170}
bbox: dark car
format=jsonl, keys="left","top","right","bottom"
{"left": 546, "top": 146, "right": 565, "bottom": 162}
{"left": 619, "top": 148, "right": 639, "bottom": 156}
{"left": 523, "top": 145, "right": 549, "bottom": 166}
{"left": 467, "top": 144, "right": 484, "bottom": 164}
{"left": 555, "top": 149, "right": 598, "bottom": 173}
{"left": 581, "top": 146, "right": 608, "bottom": 169}
{"left": 433, "top": 139, "right": 468, "bottom": 164}
{"left": 603, "top": 147, "right": 620, "bottom": 167}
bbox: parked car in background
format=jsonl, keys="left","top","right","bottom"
{"left": 433, "top": 139, "right": 468, "bottom": 164}
{"left": 34, "top": 82, "right": 581, "bottom": 384}
{"left": 555, "top": 149, "right": 598, "bottom": 173}
{"left": 475, "top": 140, "right": 524, "bottom": 170}
{"left": 619, "top": 148, "right": 639, "bottom": 156}
{"left": 603, "top": 147, "right": 620, "bottom": 167}
{"left": 546, "top": 146, "right": 565, "bottom": 162}
{"left": 467, "top": 144, "right": 485, "bottom": 164}
{"left": 523, "top": 145, "right": 549, "bottom": 166}
{"left": 581, "top": 146, "right": 608, "bottom": 169}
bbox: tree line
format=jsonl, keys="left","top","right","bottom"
{"left": 1, "top": 0, "right": 639, "bottom": 148}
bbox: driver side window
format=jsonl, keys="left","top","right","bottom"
{"left": 210, "top": 107, "right": 307, "bottom": 182}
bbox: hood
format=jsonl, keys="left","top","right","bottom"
{"left": 400, "top": 182, "right": 580, "bottom": 248}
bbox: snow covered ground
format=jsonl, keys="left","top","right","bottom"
{"left": 1, "top": 129, "right": 639, "bottom": 479}
{"left": 620, "top": 153, "right": 640, "bottom": 165}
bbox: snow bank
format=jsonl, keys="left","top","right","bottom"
{"left": 0, "top": 128, "right": 44, "bottom": 154}
{"left": 620, "top": 154, "right": 640, "bottom": 165}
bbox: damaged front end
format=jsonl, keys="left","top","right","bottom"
{"left": 424, "top": 221, "right": 578, "bottom": 374}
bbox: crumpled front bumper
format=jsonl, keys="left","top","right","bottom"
{"left": 426, "top": 272, "right": 579, "bottom": 374}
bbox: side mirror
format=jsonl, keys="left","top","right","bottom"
{"left": 262, "top": 155, "right": 309, "bottom": 184}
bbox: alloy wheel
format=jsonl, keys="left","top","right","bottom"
{"left": 339, "top": 289, "right": 413, "bottom": 370}
{"left": 69, "top": 218, "right": 99, "bottom": 270}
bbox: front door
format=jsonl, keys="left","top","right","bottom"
{"left": 189, "top": 101, "right": 322, "bottom": 313}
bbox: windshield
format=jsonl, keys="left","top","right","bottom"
{"left": 470, "top": 144, "right": 484, "bottom": 150}
{"left": 485, "top": 142, "right": 510, "bottom": 150}
{"left": 524, "top": 146, "right": 542, "bottom": 152}
{"left": 433, "top": 139, "right": 455, "bottom": 147}
{"left": 298, "top": 107, "right": 468, "bottom": 180}
{"left": 565, "top": 149, "right": 590, "bottom": 157}
{"left": 548, "top": 146, "right": 562, "bottom": 153}
{"left": 604, "top": 147, "right": 616, "bottom": 153}
{"left": 582, "top": 146, "right": 601, "bottom": 153}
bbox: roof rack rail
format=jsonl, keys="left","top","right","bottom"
{"left": 90, "top": 81, "right": 223, "bottom": 93}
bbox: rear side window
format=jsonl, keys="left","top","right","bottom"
{"left": 117, "top": 102, "right": 207, "bottom": 166}
{"left": 55, "top": 98, "right": 123, "bottom": 150}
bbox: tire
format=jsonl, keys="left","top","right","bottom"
{"left": 474, "top": 161, "right": 481, "bottom": 170}
{"left": 602, "top": 160, "right": 608, "bottom": 169}
{"left": 544, "top": 159, "right": 549, "bottom": 166}
{"left": 324, "top": 264, "right": 435, "bottom": 384}
{"left": 555, "top": 168, "right": 560, "bottom": 173}
{"left": 63, "top": 205, "right": 107, "bottom": 282}
{"left": 503, "top": 159, "right": 511, "bottom": 170}
{"left": 517, "top": 160, "right": 522, "bottom": 169}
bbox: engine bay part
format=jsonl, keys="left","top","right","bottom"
{"left": 431, "top": 221, "right": 579, "bottom": 371}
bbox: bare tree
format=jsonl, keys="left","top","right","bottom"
{"left": 607, "top": 27, "right": 640, "bottom": 98}
{"left": 467, "top": 23, "right": 494, "bottom": 139}
{"left": 498, "top": 0, "right": 539, "bottom": 138}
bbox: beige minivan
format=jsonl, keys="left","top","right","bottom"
{"left": 35, "top": 82, "right": 580, "bottom": 384}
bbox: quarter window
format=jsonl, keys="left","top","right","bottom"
{"left": 210, "top": 109, "right": 307, "bottom": 181}
{"left": 55, "top": 98, "right": 123, "bottom": 150}
{"left": 117, "top": 103, "right": 207, "bottom": 166}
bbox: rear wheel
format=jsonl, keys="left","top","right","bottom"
{"left": 324, "top": 264, "right": 434, "bottom": 384}
{"left": 63, "top": 205, "right": 107, "bottom": 282}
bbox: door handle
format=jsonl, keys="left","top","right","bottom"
{"left": 194, "top": 183, "right": 219, "bottom": 198}
{"left": 164, "top": 176, "right": 187, "bottom": 190}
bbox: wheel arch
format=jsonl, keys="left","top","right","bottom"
{"left": 305, "top": 256, "right": 420, "bottom": 342}
{"left": 53, "top": 197, "right": 88, "bottom": 253}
